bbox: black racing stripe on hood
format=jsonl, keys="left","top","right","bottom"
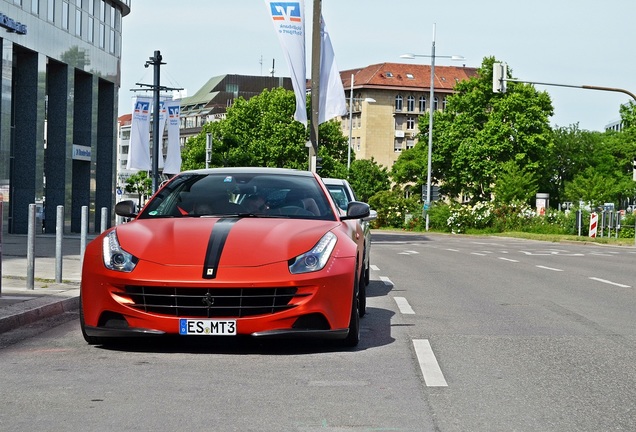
{"left": 202, "top": 218, "right": 238, "bottom": 279}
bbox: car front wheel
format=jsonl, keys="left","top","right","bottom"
{"left": 340, "top": 273, "right": 360, "bottom": 347}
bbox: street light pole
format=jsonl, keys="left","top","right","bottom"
{"left": 400, "top": 25, "right": 463, "bottom": 231}
{"left": 425, "top": 30, "right": 436, "bottom": 231}
{"left": 348, "top": 73, "right": 354, "bottom": 172}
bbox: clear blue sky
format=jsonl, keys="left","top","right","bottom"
{"left": 120, "top": 0, "right": 635, "bottom": 131}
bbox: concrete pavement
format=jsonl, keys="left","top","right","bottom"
{"left": 0, "top": 233, "right": 91, "bottom": 334}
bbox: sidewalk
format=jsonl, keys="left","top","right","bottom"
{"left": 0, "top": 233, "right": 91, "bottom": 334}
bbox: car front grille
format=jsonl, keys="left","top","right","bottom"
{"left": 119, "top": 286, "right": 300, "bottom": 318}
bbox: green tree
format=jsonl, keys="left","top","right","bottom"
{"left": 348, "top": 158, "right": 390, "bottom": 202}
{"left": 563, "top": 167, "right": 625, "bottom": 209}
{"left": 492, "top": 160, "right": 538, "bottom": 204}
{"left": 180, "top": 87, "right": 350, "bottom": 177}
{"left": 428, "top": 56, "right": 554, "bottom": 203}
{"left": 125, "top": 171, "right": 152, "bottom": 206}
{"left": 619, "top": 101, "right": 636, "bottom": 129}
{"left": 390, "top": 142, "right": 427, "bottom": 191}
{"left": 544, "top": 125, "right": 601, "bottom": 205}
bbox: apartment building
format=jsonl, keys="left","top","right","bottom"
{"left": 339, "top": 63, "right": 478, "bottom": 169}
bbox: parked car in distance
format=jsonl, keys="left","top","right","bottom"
{"left": 80, "top": 168, "right": 370, "bottom": 348}
{"left": 321, "top": 178, "right": 377, "bottom": 317}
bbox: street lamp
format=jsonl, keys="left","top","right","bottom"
{"left": 400, "top": 25, "right": 463, "bottom": 231}
{"left": 347, "top": 73, "right": 376, "bottom": 172}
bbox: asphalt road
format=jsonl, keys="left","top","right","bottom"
{"left": 1, "top": 232, "right": 635, "bottom": 431}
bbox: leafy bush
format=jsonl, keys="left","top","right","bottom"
{"left": 368, "top": 190, "right": 420, "bottom": 229}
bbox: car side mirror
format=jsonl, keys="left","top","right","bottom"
{"left": 115, "top": 200, "right": 138, "bottom": 218}
{"left": 341, "top": 201, "right": 370, "bottom": 220}
{"left": 363, "top": 209, "right": 377, "bottom": 222}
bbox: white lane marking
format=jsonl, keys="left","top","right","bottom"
{"left": 413, "top": 340, "right": 448, "bottom": 387}
{"left": 536, "top": 265, "right": 563, "bottom": 272}
{"left": 379, "top": 276, "right": 394, "bottom": 286}
{"left": 394, "top": 297, "right": 415, "bottom": 314}
{"left": 471, "top": 252, "right": 487, "bottom": 256}
{"left": 370, "top": 265, "right": 380, "bottom": 271}
{"left": 589, "top": 277, "right": 631, "bottom": 288}
{"left": 446, "top": 248, "right": 459, "bottom": 252}
{"left": 498, "top": 257, "right": 519, "bottom": 263}
{"left": 398, "top": 250, "right": 420, "bottom": 255}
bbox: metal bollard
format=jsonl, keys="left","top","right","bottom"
{"left": 55, "top": 205, "right": 64, "bottom": 283}
{"left": 27, "top": 204, "right": 36, "bottom": 290}
{"left": 80, "top": 206, "right": 88, "bottom": 267}
{"left": 101, "top": 206, "right": 108, "bottom": 233}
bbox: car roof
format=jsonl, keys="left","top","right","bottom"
{"left": 321, "top": 178, "right": 350, "bottom": 186}
{"left": 180, "top": 167, "right": 315, "bottom": 178}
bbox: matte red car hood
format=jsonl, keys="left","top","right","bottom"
{"left": 114, "top": 217, "right": 343, "bottom": 267}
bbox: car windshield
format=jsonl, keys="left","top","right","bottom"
{"left": 138, "top": 172, "right": 337, "bottom": 221}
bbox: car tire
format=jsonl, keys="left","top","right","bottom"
{"left": 79, "top": 296, "right": 104, "bottom": 345}
{"left": 341, "top": 273, "right": 360, "bottom": 348}
{"left": 359, "top": 266, "right": 367, "bottom": 318}
{"left": 364, "top": 248, "right": 371, "bottom": 285}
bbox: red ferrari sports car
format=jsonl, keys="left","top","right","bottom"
{"left": 80, "top": 167, "right": 370, "bottom": 347}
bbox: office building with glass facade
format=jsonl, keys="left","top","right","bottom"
{"left": 0, "top": 0, "right": 130, "bottom": 234}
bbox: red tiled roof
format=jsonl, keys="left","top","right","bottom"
{"left": 341, "top": 62, "right": 478, "bottom": 91}
{"left": 118, "top": 113, "right": 132, "bottom": 126}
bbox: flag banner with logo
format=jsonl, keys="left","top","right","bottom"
{"left": 163, "top": 100, "right": 182, "bottom": 175}
{"left": 157, "top": 100, "right": 168, "bottom": 169}
{"left": 319, "top": 16, "right": 347, "bottom": 124}
{"left": 264, "top": 0, "right": 307, "bottom": 124}
{"left": 127, "top": 96, "right": 152, "bottom": 171}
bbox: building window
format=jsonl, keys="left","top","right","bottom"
{"left": 434, "top": 97, "right": 439, "bottom": 111}
{"left": 406, "top": 117, "right": 415, "bottom": 130}
{"left": 99, "top": 22, "right": 105, "bottom": 48}
{"left": 394, "top": 139, "right": 404, "bottom": 152}
{"left": 75, "top": 7, "right": 82, "bottom": 36}
{"left": 442, "top": 98, "right": 447, "bottom": 111}
{"left": 88, "top": 16, "right": 94, "bottom": 42}
{"left": 395, "top": 116, "right": 404, "bottom": 130}
{"left": 395, "top": 95, "right": 403, "bottom": 112}
{"left": 62, "top": 1, "right": 69, "bottom": 30}
{"left": 109, "top": 29, "right": 115, "bottom": 53}
{"left": 407, "top": 95, "right": 415, "bottom": 112}
{"left": 406, "top": 138, "right": 415, "bottom": 150}
{"left": 47, "top": 0, "right": 55, "bottom": 22}
{"left": 419, "top": 96, "right": 426, "bottom": 112}
{"left": 31, "top": 0, "right": 39, "bottom": 13}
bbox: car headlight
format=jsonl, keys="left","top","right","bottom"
{"left": 102, "top": 230, "right": 138, "bottom": 272}
{"left": 289, "top": 232, "right": 337, "bottom": 274}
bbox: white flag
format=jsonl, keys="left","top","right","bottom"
{"left": 163, "top": 100, "right": 182, "bottom": 175}
{"left": 319, "top": 16, "right": 347, "bottom": 124}
{"left": 157, "top": 100, "right": 167, "bottom": 169}
{"left": 264, "top": 0, "right": 307, "bottom": 124}
{"left": 126, "top": 96, "right": 152, "bottom": 171}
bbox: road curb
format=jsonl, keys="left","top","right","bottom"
{"left": 0, "top": 295, "right": 79, "bottom": 334}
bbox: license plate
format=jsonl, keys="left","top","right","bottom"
{"left": 179, "top": 319, "right": 237, "bottom": 336}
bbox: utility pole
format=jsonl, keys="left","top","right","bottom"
{"left": 309, "top": 0, "right": 321, "bottom": 172}
{"left": 133, "top": 50, "right": 183, "bottom": 194}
